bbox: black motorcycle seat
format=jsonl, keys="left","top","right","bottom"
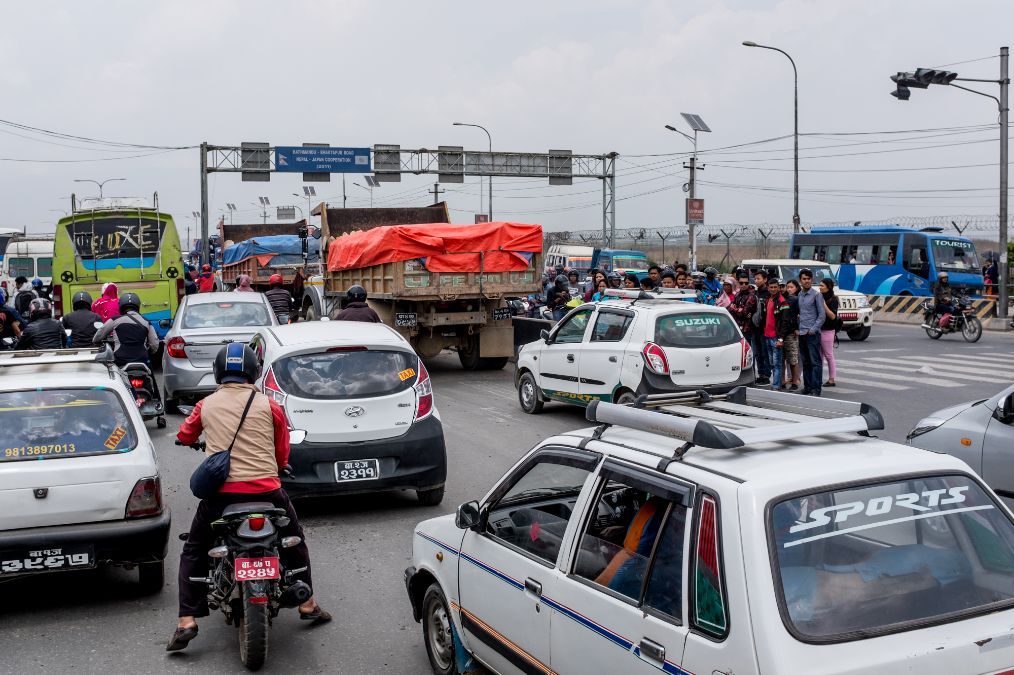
{"left": 221, "top": 502, "right": 280, "bottom": 518}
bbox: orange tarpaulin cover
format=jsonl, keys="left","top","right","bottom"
{"left": 326, "top": 222, "right": 543, "bottom": 273}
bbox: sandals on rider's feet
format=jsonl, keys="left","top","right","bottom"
{"left": 299, "top": 606, "right": 333, "bottom": 625}
{"left": 166, "top": 625, "right": 199, "bottom": 652}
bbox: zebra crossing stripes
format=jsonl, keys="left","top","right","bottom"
{"left": 832, "top": 351, "right": 1013, "bottom": 392}
{"left": 853, "top": 357, "right": 1014, "bottom": 383}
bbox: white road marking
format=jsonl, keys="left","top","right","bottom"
{"left": 852, "top": 357, "right": 1014, "bottom": 383}
{"left": 832, "top": 367, "right": 964, "bottom": 387}
{"left": 833, "top": 376, "right": 910, "bottom": 391}
{"left": 867, "top": 356, "right": 1014, "bottom": 379}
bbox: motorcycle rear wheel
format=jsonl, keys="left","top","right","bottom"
{"left": 962, "top": 316, "right": 983, "bottom": 343}
{"left": 238, "top": 584, "right": 270, "bottom": 671}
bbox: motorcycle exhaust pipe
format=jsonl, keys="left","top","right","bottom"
{"left": 920, "top": 324, "right": 932, "bottom": 330}
{"left": 278, "top": 580, "right": 312, "bottom": 608}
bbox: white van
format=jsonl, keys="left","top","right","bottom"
{"left": 545, "top": 245, "right": 594, "bottom": 273}
{"left": 1, "top": 237, "right": 54, "bottom": 297}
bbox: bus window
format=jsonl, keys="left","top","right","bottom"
{"left": 37, "top": 258, "right": 53, "bottom": 277}
{"left": 855, "top": 245, "right": 874, "bottom": 264}
{"left": 797, "top": 245, "right": 816, "bottom": 261}
{"left": 932, "top": 239, "right": 981, "bottom": 273}
{"left": 903, "top": 239, "right": 929, "bottom": 278}
{"left": 878, "top": 246, "right": 897, "bottom": 265}
{"left": 7, "top": 257, "right": 34, "bottom": 278}
{"left": 826, "top": 245, "right": 843, "bottom": 264}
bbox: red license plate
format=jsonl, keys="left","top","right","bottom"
{"left": 234, "top": 556, "right": 280, "bottom": 581}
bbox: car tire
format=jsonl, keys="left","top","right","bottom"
{"left": 518, "top": 371, "right": 544, "bottom": 414}
{"left": 138, "top": 560, "right": 165, "bottom": 594}
{"left": 422, "top": 583, "right": 460, "bottom": 675}
{"left": 846, "top": 326, "right": 871, "bottom": 341}
{"left": 615, "top": 390, "right": 637, "bottom": 405}
{"left": 417, "top": 487, "right": 445, "bottom": 506}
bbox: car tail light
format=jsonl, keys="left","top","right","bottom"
{"left": 176, "top": 278, "right": 185, "bottom": 302}
{"left": 641, "top": 342, "right": 669, "bottom": 375}
{"left": 166, "top": 336, "right": 187, "bottom": 359}
{"left": 740, "top": 338, "right": 754, "bottom": 370}
{"left": 125, "top": 476, "right": 162, "bottom": 518}
{"left": 52, "top": 284, "right": 63, "bottom": 319}
{"left": 413, "top": 359, "right": 433, "bottom": 421}
{"left": 262, "top": 367, "right": 287, "bottom": 406}
{"left": 248, "top": 516, "right": 266, "bottom": 531}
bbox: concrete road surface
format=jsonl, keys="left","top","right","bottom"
{"left": 1, "top": 323, "right": 1012, "bottom": 674}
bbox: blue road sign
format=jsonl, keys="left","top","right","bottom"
{"left": 274, "top": 146, "right": 371, "bottom": 173}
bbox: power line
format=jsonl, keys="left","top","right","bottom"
{"left": 0, "top": 117, "right": 195, "bottom": 150}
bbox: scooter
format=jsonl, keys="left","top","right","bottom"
{"left": 124, "top": 362, "right": 167, "bottom": 429}
{"left": 920, "top": 292, "right": 982, "bottom": 343}
{"left": 176, "top": 438, "right": 310, "bottom": 671}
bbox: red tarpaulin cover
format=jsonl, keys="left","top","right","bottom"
{"left": 326, "top": 222, "right": 543, "bottom": 273}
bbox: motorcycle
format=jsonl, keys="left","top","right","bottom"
{"left": 920, "top": 293, "right": 982, "bottom": 343}
{"left": 176, "top": 439, "right": 310, "bottom": 671}
{"left": 123, "top": 362, "right": 167, "bottom": 428}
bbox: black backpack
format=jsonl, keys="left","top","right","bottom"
{"left": 14, "top": 290, "right": 34, "bottom": 316}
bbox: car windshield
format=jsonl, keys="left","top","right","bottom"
{"left": 0, "top": 388, "right": 137, "bottom": 461}
{"left": 654, "top": 312, "right": 740, "bottom": 349}
{"left": 770, "top": 474, "right": 1014, "bottom": 641}
{"left": 272, "top": 349, "right": 418, "bottom": 400}
{"left": 182, "top": 301, "right": 272, "bottom": 329}
{"left": 614, "top": 256, "right": 649, "bottom": 271}
{"left": 778, "top": 265, "right": 837, "bottom": 285}
{"left": 932, "top": 239, "right": 981, "bottom": 272}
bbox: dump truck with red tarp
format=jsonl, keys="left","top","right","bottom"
{"left": 316, "top": 220, "right": 543, "bottom": 370}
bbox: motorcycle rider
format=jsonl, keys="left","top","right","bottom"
{"left": 265, "top": 273, "right": 294, "bottom": 323}
{"left": 547, "top": 276, "right": 571, "bottom": 320}
{"left": 933, "top": 271, "right": 955, "bottom": 327}
{"left": 12, "top": 276, "right": 37, "bottom": 318}
{"left": 92, "top": 293, "right": 159, "bottom": 368}
{"left": 335, "top": 284, "right": 381, "bottom": 322}
{"left": 15, "top": 298, "right": 64, "bottom": 349}
{"left": 61, "top": 291, "right": 102, "bottom": 348}
{"left": 31, "top": 277, "right": 50, "bottom": 301}
{"left": 196, "top": 264, "right": 216, "bottom": 293}
{"left": 168, "top": 344, "right": 330, "bottom": 652}
{"left": 698, "top": 267, "right": 722, "bottom": 304}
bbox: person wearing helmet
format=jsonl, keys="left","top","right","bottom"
{"left": 265, "top": 273, "right": 294, "bottom": 323}
{"left": 92, "top": 282, "right": 121, "bottom": 322}
{"left": 933, "top": 271, "right": 955, "bottom": 326}
{"left": 607, "top": 271, "right": 623, "bottom": 289}
{"left": 335, "top": 285, "right": 381, "bottom": 322}
{"left": 15, "top": 298, "right": 64, "bottom": 349}
{"left": 92, "top": 292, "right": 159, "bottom": 368}
{"left": 31, "top": 278, "right": 50, "bottom": 301}
{"left": 196, "top": 264, "right": 216, "bottom": 293}
{"left": 547, "top": 275, "right": 571, "bottom": 320}
{"left": 169, "top": 343, "right": 330, "bottom": 652}
{"left": 61, "top": 291, "right": 102, "bottom": 348}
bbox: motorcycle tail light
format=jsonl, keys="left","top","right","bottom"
{"left": 248, "top": 516, "right": 266, "bottom": 531}
{"left": 208, "top": 546, "right": 228, "bottom": 558}
{"left": 130, "top": 378, "right": 145, "bottom": 389}
{"left": 281, "top": 536, "right": 302, "bottom": 548}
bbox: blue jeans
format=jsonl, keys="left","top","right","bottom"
{"left": 800, "top": 332, "right": 823, "bottom": 395}
{"left": 766, "top": 337, "right": 783, "bottom": 389}
{"left": 752, "top": 331, "right": 771, "bottom": 378}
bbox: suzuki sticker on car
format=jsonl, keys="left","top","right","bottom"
{"left": 670, "top": 316, "right": 722, "bottom": 327}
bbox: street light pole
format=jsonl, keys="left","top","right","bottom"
{"left": 73, "top": 177, "right": 126, "bottom": 199}
{"left": 454, "top": 122, "right": 493, "bottom": 221}
{"left": 743, "top": 41, "right": 800, "bottom": 232}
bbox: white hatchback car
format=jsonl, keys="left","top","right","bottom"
{"left": 515, "top": 289, "right": 755, "bottom": 413}
{"left": 407, "top": 388, "right": 1014, "bottom": 675}
{"left": 0, "top": 347, "right": 169, "bottom": 592}
{"left": 250, "top": 321, "right": 447, "bottom": 505}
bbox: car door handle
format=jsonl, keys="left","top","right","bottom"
{"left": 566, "top": 354, "right": 575, "bottom": 363}
{"left": 608, "top": 356, "right": 617, "bottom": 362}
{"left": 638, "top": 638, "right": 665, "bottom": 665}
{"left": 524, "top": 577, "right": 543, "bottom": 597}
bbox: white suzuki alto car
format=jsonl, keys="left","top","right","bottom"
{"left": 515, "top": 289, "right": 755, "bottom": 414}
{"left": 406, "top": 388, "right": 1014, "bottom": 675}
{"left": 0, "top": 347, "right": 170, "bottom": 592}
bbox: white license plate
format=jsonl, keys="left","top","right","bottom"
{"left": 0, "top": 545, "right": 94, "bottom": 575}
{"left": 335, "top": 458, "right": 380, "bottom": 482}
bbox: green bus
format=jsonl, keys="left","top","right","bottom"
{"left": 52, "top": 197, "right": 185, "bottom": 340}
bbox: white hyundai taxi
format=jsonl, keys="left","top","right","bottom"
{"left": 0, "top": 347, "right": 170, "bottom": 592}
{"left": 406, "top": 388, "right": 1014, "bottom": 675}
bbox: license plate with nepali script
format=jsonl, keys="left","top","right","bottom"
{"left": 234, "top": 556, "right": 280, "bottom": 581}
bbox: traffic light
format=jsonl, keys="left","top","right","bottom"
{"left": 890, "top": 72, "right": 915, "bottom": 100}
{"left": 913, "top": 68, "right": 958, "bottom": 85}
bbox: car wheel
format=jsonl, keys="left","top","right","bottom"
{"left": 417, "top": 487, "right": 445, "bottom": 506}
{"left": 422, "top": 583, "right": 460, "bottom": 675}
{"left": 615, "top": 390, "right": 637, "bottom": 405}
{"left": 138, "top": 560, "right": 165, "bottom": 594}
{"left": 846, "top": 326, "right": 871, "bottom": 341}
{"left": 518, "top": 371, "right": 544, "bottom": 414}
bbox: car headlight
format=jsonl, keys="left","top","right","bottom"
{"left": 855, "top": 296, "right": 869, "bottom": 309}
{"left": 907, "top": 417, "right": 945, "bottom": 440}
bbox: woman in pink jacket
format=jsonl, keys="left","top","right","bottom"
{"left": 92, "top": 283, "right": 121, "bottom": 322}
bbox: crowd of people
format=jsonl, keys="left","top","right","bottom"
{"left": 536, "top": 262, "right": 843, "bottom": 397}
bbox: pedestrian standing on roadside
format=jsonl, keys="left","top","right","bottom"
{"left": 985, "top": 258, "right": 999, "bottom": 297}
{"left": 797, "top": 269, "right": 827, "bottom": 396}
{"left": 751, "top": 270, "right": 772, "bottom": 385}
{"left": 623, "top": 274, "right": 639, "bottom": 289}
{"left": 761, "top": 278, "right": 791, "bottom": 389}
{"left": 728, "top": 273, "right": 757, "bottom": 354}
{"left": 782, "top": 279, "right": 802, "bottom": 390}
{"left": 820, "top": 278, "right": 840, "bottom": 388}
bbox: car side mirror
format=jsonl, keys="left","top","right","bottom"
{"left": 289, "top": 429, "right": 307, "bottom": 445}
{"left": 158, "top": 318, "right": 171, "bottom": 329}
{"left": 455, "top": 500, "right": 481, "bottom": 530}
{"left": 540, "top": 329, "right": 552, "bottom": 344}
{"left": 995, "top": 395, "right": 1014, "bottom": 425}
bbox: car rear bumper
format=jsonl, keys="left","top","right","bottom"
{"left": 637, "top": 367, "right": 756, "bottom": 396}
{"left": 283, "top": 415, "right": 447, "bottom": 498}
{"left": 0, "top": 509, "right": 171, "bottom": 567}
{"left": 163, "top": 357, "right": 215, "bottom": 400}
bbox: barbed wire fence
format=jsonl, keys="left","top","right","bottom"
{"left": 544, "top": 214, "right": 1008, "bottom": 269}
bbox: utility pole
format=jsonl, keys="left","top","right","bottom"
{"left": 684, "top": 155, "right": 704, "bottom": 270}
{"left": 199, "top": 142, "right": 209, "bottom": 266}
{"left": 429, "top": 183, "right": 445, "bottom": 205}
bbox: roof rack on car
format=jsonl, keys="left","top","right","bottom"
{"left": 0, "top": 346, "right": 117, "bottom": 377}
{"left": 585, "top": 386, "right": 883, "bottom": 456}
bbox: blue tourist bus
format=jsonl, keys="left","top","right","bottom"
{"left": 789, "top": 226, "right": 983, "bottom": 296}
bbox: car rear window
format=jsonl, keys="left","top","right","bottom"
{"left": 272, "top": 349, "right": 418, "bottom": 400}
{"left": 0, "top": 388, "right": 138, "bottom": 462}
{"left": 654, "top": 312, "right": 740, "bottom": 348}
{"left": 770, "top": 474, "right": 1014, "bottom": 642}
{"left": 182, "top": 301, "right": 271, "bottom": 329}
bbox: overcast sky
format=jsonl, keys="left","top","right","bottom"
{"left": 2, "top": 0, "right": 1012, "bottom": 238}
